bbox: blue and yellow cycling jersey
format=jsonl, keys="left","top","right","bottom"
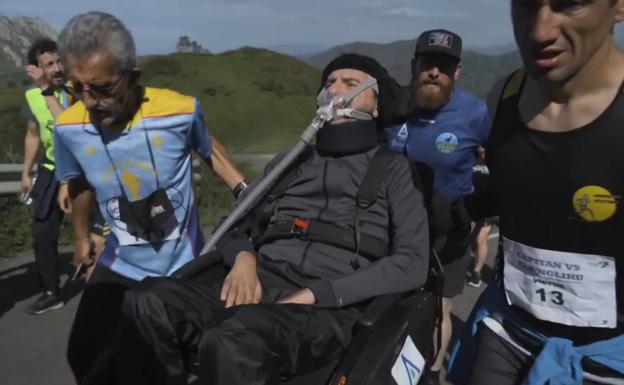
{"left": 54, "top": 87, "right": 212, "bottom": 280}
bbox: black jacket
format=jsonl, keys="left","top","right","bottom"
{"left": 218, "top": 145, "right": 430, "bottom": 308}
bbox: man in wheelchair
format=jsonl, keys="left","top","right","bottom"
{"left": 113, "top": 54, "right": 432, "bottom": 385}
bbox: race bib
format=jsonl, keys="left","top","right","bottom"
{"left": 503, "top": 237, "right": 617, "bottom": 328}
{"left": 105, "top": 198, "right": 181, "bottom": 246}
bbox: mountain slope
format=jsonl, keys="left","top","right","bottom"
{"left": 0, "top": 16, "right": 57, "bottom": 73}
{"left": 307, "top": 39, "right": 521, "bottom": 98}
{"left": 306, "top": 34, "right": 624, "bottom": 98}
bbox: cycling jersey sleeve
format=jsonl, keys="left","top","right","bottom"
{"left": 188, "top": 99, "right": 212, "bottom": 159}
{"left": 54, "top": 128, "right": 83, "bottom": 181}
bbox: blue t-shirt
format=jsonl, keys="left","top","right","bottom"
{"left": 54, "top": 87, "right": 212, "bottom": 280}
{"left": 387, "top": 89, "right": 491, "bottom": 199}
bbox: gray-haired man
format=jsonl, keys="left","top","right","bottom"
{"left": 52, "top": 12, "right": 245, "bottom": 382}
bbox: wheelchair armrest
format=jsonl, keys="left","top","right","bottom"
{"left": 357, "top": 292, "right": 405, "bottom": 329}
{"left": 173, "top": 250, "right": 222, "bottom": 278}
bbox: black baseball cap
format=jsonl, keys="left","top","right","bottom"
{"left": 414, "top": 29, "right": 462, "bottom": 60}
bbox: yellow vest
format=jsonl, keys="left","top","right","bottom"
{"left": 25, "top": 87, "right": 69, "bottom": 171}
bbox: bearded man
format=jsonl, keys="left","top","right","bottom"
{"left": 386, "top": 29, "right": 491, "bottom": 385}
{"left": 21, "top": 38, "right": 71, "bottom": 315}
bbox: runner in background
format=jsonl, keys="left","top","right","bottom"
{"left": 387, "top": 29, "right": 491, "bottom": 385}
{"left": 467, "top": 146, "right": 496, "bottom": 288}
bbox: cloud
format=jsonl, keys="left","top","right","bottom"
{"left": 383, "top": 6, "right": 468, "bottom": 19}
{"left": 383, "top": 7, "right": 432, "bottom": 18}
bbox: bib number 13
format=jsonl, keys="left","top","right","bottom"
{"left": 536, "top": 288, "right": 564, "bottom": 305}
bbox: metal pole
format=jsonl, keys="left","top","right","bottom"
{"left": 174, "top": 105, "right": 334, "bottom": 278}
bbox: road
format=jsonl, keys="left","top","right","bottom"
{"left": 0, "top": 247, "right": 81, "bottom": 385}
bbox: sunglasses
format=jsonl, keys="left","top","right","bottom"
{"left": 68, "top": 73, "right": 128, "bottom": 100}
{"left": 413, "top": 55, "right": 459, "bottom": 76}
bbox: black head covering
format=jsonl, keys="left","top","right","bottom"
{"left": 320, "top": 53, "right": 407, "bottom": 130}
{"left": 414, "top": 29, "right": 462, "bottom": 60}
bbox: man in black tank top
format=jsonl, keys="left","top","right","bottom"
{"left": 446, "top": 1, "right": 624, "bottom": 385}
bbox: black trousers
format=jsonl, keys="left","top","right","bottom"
{"left": 67, "top": 265, "right": 137, "bottom": 384}
{"left": 115, "top": 262, "right": 362, "bottom": 385}
{"left": 468, "top": 324, "right": 603, "bottom": 385}
{"left": 31, "top": 167, "right": 64, "bottom": 293}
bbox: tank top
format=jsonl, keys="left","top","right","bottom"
{"left": 488, "top": 69, "right": 624, "bottom": 344}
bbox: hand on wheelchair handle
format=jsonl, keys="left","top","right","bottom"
{"left": 221, "top": 251, "right": 262, "bottom": 308}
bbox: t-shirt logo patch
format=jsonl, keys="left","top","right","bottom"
{"left": 572, "top": 185, "right": 620, "bottom": 222}
{"left": 391, "top": 335, "right": 424, "bottom": 385}
{"left": 398, "top": 124, "right": 409, "bottom": 139}
{"left": 428, "top": 32, "right": 452, "bottom": 49}
{"left": 150, "top": 205, "right": 166, "bottom": 218}
{"left": 435, "top": 132, "right": 458, "bottom": 154}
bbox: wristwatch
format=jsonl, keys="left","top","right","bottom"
{"left": 232, "top": 180, "right": 249, "bottom": 199}
{"left": 41, "top": 87, "right": 55, "bottom": 96}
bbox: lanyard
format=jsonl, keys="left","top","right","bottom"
{"left": 59, "top": 87, "right": 70, "bottom": 108}
{"left": 91, "top": 108, "right": 161, "bottom": 201}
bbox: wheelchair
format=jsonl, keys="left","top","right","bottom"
{"left": 181, "top": 249, "right": 442, "bottom": 385}
{"left": 181, "top": 160, "right": 443, "bottom": 385}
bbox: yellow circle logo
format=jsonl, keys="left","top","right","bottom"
{"left": 572, "top": 186, "right": 619, "bottom": 222}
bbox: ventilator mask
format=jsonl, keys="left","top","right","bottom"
{"left": 316, "top": 75, "right": 379, "bottom": 121}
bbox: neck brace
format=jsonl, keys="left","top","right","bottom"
{"left": 316, "top": 120, "right": 378, "bottom": 156}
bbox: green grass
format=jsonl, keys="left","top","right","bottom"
{"left": 0, "top": 86, "right": 29, "bottom": 162}
{"left": 0, "top": 196, "right": 75, "bottom": 256}
{"left": 139, "top": 48, "right": 320, "bottom": 154}
{"left": 194, "top": 161, "right": 262, "bottom": 231}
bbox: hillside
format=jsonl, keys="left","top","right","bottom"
{"left": 306, "top": 39, "right": 522, "bottom": 98}
{"left": 139, "top": 48, "right": 320, "bottom": 153}
{"left": 0, "top": 15, "right": 58, "bottom": 90}
{"left": 0, "top": 16, "right": 57, "bottom": 73}
{"left": 0, "top": 47, "right": 321, "bottom": 162}
{"left": 306, "top": 34, "right": 624, "bottom": 98}
{"left": 0, "top": 86, "right": 27, "bottom": 162}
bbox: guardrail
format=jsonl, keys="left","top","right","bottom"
{"left": 0, "top": 163, "right": 198, "bottom": 197}
{"left": 0, "top": 154, "right": 274, "bottom": 197}
{"left": 0, "top": 164, "right": 29, "bottom": 196}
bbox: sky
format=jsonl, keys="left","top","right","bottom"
{"left": 2, "top": 0, "right": 624, "bottom": 55}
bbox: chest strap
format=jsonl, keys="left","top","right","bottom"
{"left": 256, "top": 218, "right": 388, "bottom": 260}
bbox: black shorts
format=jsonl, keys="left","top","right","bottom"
{"left": 441, "top": 248, "right": 470, "bottom": 298}
{"left": 481, "top": 216, "right": 499, "bottom": 227}
{"left": 433, "top": 197, "right": 472, "bottom": 298}
{"left": 472, "top": 217, "right": 499, "bottom": 237}
{"left": 469, "top": 323, "right": 617, "bottom": 385}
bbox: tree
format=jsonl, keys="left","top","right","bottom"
{"left": 176, "top": 36, "right": 211, "bottom": 54}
